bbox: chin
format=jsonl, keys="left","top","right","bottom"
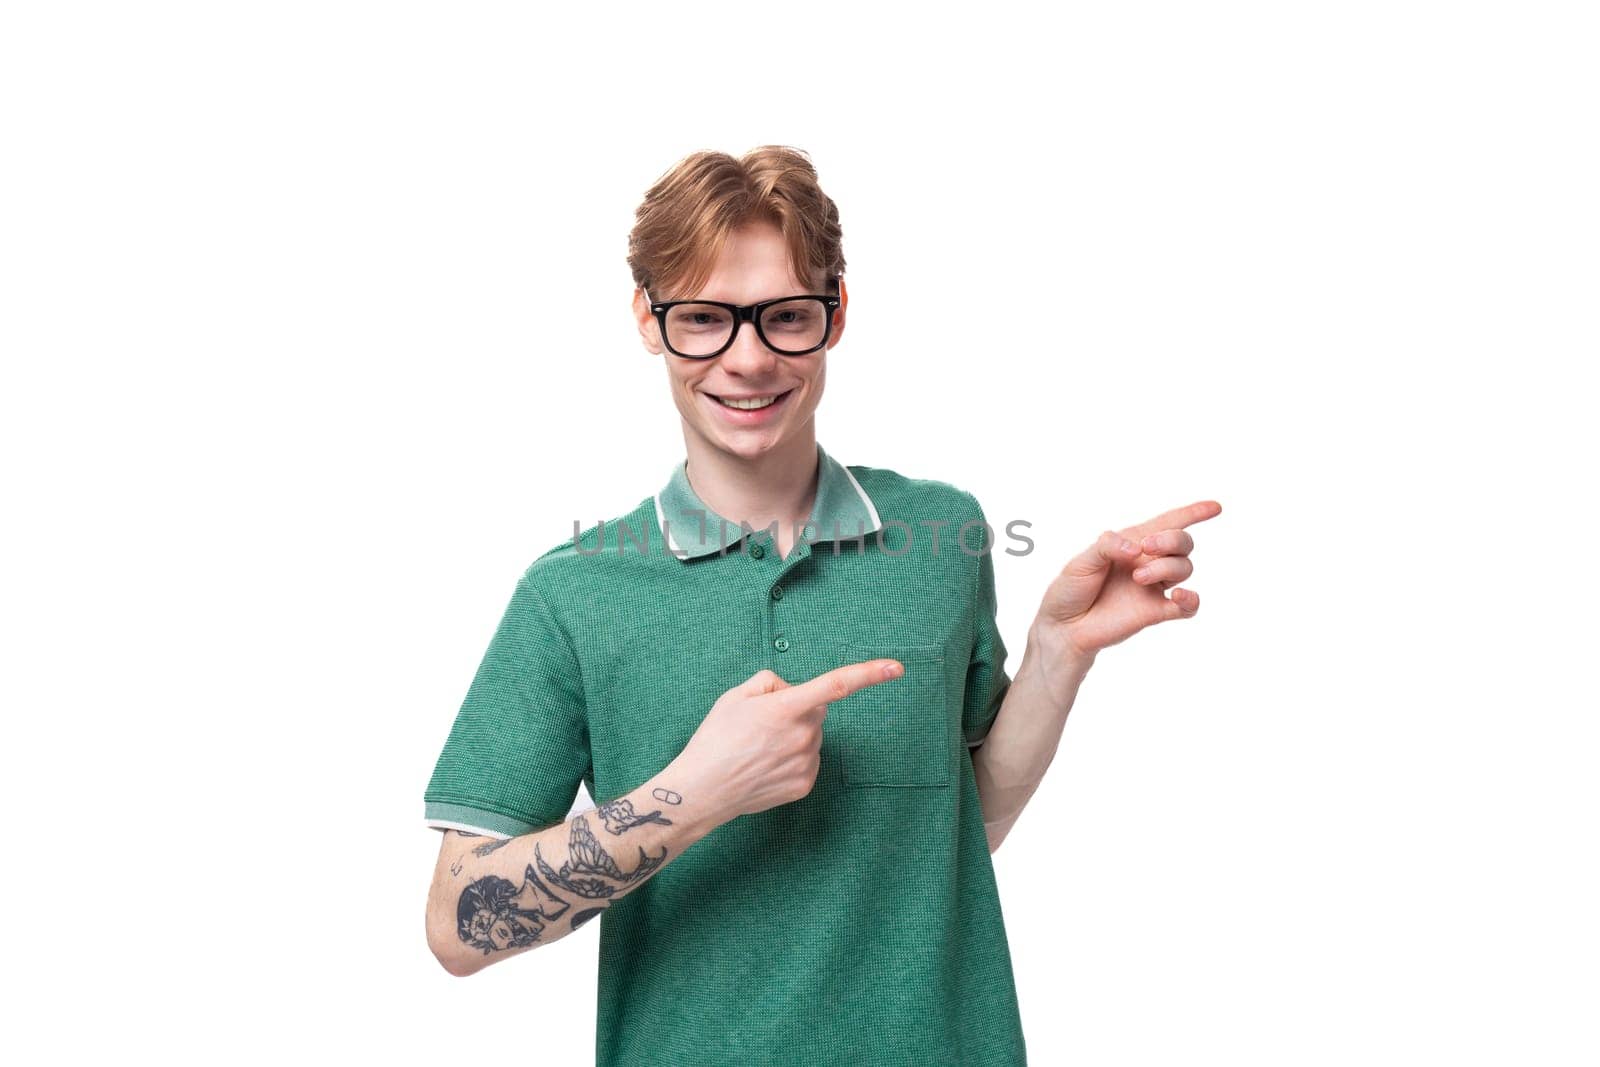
{"left": 704, "top": 428, "right": 787, "bottom": 459}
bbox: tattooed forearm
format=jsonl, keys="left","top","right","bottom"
{"left": 597, "top": 798, "right": 673, "bottom": 834}
{"left": 457, "top": 863, "right": 570, "bottom": 955}
{"left": 443, "top": 788, "right": 693, "bottom": 961}
{"left": 537, "top": 814, "right": 668, "bottom": 899}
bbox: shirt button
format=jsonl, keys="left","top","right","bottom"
{"left": 750, "top": 543, "right": 765, "bottom": 559}
{"left": 770, "top": 584, "right": 784, "bottom": 600}
{"left": 773, "top": 636, "right": 789, "bottom": 652}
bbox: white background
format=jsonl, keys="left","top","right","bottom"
{"left": 4, "top": 2, "right": 1596, "bottom": 1064}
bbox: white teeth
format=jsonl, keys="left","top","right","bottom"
{"left": 717, "top": 393, "right": 783, "bottom": 410}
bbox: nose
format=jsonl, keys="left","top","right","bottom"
{"left": 717, "top": 318, "right": 783, "bottom": 374}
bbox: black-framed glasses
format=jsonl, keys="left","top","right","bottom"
{"left": 644, "top": 277, "right": 842, "bottom": 359}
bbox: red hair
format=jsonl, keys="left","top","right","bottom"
{"left": 627, "top": 145, "right": 846, "bottom": 300}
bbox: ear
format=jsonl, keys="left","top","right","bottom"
{"left": 827, "top": 275, "right": 848, "bottom": 350}
{"left": 632, "top": 287, "right": 664, "bottom": 355}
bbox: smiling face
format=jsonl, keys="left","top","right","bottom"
{"left": 633, "top": 219, "right": 845, "bottom": 463}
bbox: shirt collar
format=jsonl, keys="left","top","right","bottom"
{"left": 653, "top": 442, "right": 883, "bottom": 560}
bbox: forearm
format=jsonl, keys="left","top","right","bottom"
{"left": 973, "top": 619, "right": 1095, "bottom": 852}
{"left": 427, "top": 759, "right": 728, "bottom": 976}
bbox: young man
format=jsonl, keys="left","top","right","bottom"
{"left": 422, "top": 146, "right": 1219, "bottom": 1066}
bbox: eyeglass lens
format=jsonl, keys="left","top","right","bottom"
{"left": 663, "top": 299, "right": 828, "bottom": 356}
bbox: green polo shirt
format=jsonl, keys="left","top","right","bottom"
{"left": 423, "top": 442, "right": 1026, "bottom": 1066}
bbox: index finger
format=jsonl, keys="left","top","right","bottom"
{"left": 1122, "top": 499, "right": 1222, "bottom": 541}
{"left": 769, "top": 658, "right": 905, "bottom": 712}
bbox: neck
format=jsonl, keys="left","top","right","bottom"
{"left": 680, "top": 427, "right": 820, "bottom": 541}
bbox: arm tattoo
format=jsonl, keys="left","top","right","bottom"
{"left": 448, "top": 830, "right": 476, "bottom": 875}
{"left": 453, "top": 793, "right": 683, "bottom": 950}
{"left": 597, "top": 798, "right": 673, "bottom": 834}
{"left": 536, "top": 814, "right": 667, "bottom": 899}
{"left": 457, "top": 863, "right": 570, "bottom": 955}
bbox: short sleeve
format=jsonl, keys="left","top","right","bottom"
{"left": 422, "top": 572, "right": 591, "bottom": 837}
{"left": 962, "top": 503, "right": 1012, "bottom": 750}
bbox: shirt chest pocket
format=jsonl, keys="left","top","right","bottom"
{"left": 833, "top": 642, "right": 953, "bottom": 789}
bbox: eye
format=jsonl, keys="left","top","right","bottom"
{"left": 667, "top": 305, "right": 732, "bottom": 331}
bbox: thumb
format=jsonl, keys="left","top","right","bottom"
{"left": 742, "top": 668, "right": 792, "bottom": 696}
{"left": 1052, "top": 530, "right": 1142, "bottom": 606}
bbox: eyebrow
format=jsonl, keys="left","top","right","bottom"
{"left": 658, "top": 289, "right": 820, "bottom": 305}
{"left": 677, "top": 280, "right": 831, "bottom": 302}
